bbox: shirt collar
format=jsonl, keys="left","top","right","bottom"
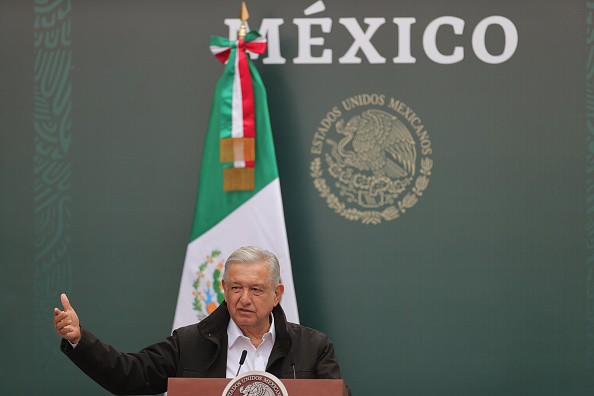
{"left": 227, "top": 313, "right": 276, "bottom": 349}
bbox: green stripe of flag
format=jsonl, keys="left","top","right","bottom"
{"left": 189, "top": 59, "right": 279, "bottom": 241}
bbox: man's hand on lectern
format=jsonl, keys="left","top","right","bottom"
{"left": 54, "top": 293, "right": 81, "bottom": 344}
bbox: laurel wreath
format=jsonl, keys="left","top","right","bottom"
{"left": 310, "top": 156, "right": 432, "bottom": 225}
{"left": 192, "top": 249, "right": 224, "bottom": 316}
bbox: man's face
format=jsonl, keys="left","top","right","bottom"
{"left": 222, "top": 260, "right": 284, "bottom": 335}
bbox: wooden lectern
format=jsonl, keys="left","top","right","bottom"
{"left": 168, "top": 377, "right": 349, "bottom": 396}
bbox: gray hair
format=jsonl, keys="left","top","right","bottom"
{"left": 223, "top": 246, "right": 281, "bottom": 287}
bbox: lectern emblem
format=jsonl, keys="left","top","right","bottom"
{"left": 310, "top": 94, "right": 433, "bottom": 224}
{"left": 222, "top": 371, "right": 288, "bottom": 396}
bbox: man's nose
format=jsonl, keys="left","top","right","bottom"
{"left": 239, "top": 288, "right": 252, "bottom": 304}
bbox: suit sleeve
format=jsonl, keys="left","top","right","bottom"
{"left": 61, "top": 327, "right": 179, "bottom": 395}
{"left": 314, "top": 335, "right": 353, "bottom": 396}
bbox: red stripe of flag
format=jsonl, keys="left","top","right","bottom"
{"left": 237, "top": 38, "right": 255, "bottom": 138}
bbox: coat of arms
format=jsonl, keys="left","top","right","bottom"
{"left": 310, "top": 94, "right": 433, "bottom": 224}
{"left": 192, "top": 249, "right": 225, "bottom": 320}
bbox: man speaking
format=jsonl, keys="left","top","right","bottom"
{"left": 54, "top": 246, "right": 348, "bottom": 395}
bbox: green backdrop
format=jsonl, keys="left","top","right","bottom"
{"left": 1, "top": 0, "right": 593, "bottom": 394}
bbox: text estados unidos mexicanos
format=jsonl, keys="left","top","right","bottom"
{"left": 311, "top": 94, "right": 432, "bottom": 156}
{"left": 226, "top": 376, "right": 262, "bottom": 396}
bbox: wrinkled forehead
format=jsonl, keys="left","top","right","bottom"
{"left": 224, "top": 260, "right": 272, "bottom": 281}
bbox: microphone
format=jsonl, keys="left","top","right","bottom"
{"left": 236, "top": 350, "right": 247, "bottom": 377}
{"left": 289, "top": 351, "right": 296, "bottom": 379}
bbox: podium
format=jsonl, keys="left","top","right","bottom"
{"left": 168, "top": 377, "right": 349, "bottom": 396}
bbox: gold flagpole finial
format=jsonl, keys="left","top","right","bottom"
{"left": 238, "top": 1, "right": 249, "bottom": 39}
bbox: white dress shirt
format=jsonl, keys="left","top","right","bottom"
{"left": 226, "top": 315, "right": 276, "bottom": 378}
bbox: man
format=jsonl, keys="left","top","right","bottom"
{"left": 54, "top": 246, "right": 348, "bottom": 395}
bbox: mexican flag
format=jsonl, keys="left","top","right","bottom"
{"left": 172, "top": 31, "right": 299, "bottom": 330}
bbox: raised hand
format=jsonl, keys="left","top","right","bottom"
{"left": 53, "top": 293, "right": 81, "bottom": 344}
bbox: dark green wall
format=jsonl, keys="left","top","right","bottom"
{"left": 1, "top": 0, "right": 593, "bottom": 394}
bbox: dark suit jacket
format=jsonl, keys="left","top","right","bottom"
{"left": 62, "top": 302, "right": 346, "bottom": 395}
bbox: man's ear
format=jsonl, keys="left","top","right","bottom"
{"left": 273, "top": 283, "right": 284, "bottom": 306}
{"left": 222, "top": 279, "right": 228, "bottom": 302}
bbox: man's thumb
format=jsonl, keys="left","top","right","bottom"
{"left": 60, "top": 293, "right": 73, "bottom": 311}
